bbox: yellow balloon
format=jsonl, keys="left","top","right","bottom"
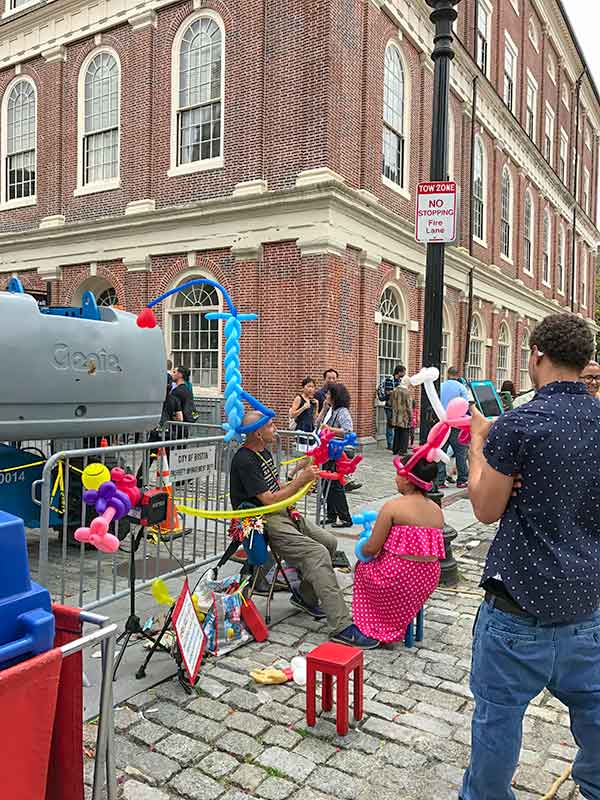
{"left": 177, "top": 480, "right": 314, "bottom": 520}
{"left": 82, "top": 463, "right": 111, "bottom": 491}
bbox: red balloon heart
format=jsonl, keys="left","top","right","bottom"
{"left": 137, "top": 307, "right": 157, "bottom": 328}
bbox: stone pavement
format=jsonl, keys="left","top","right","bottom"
{"left": 91, "top": 495, "right": 582, "bottom": 800}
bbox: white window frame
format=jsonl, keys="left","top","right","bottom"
{"left": 520, "top": 329, "right": 531, "bottom": 391}
{"left": 526, "top": 70, "right": 538, "bottom": 143}
{"left": 547, "top": 54, "right": 556, "bottom": 85}
{"left": 2, "top": 0, "right": 39, "bottom": 19}
{"left": 523, "top": 190, "right": 534, "bottom": 276}
{"left": 559, "top": 129, "right": 569, "bottom": 184}
{"left": 573, "top": 242, "right": 578, "bottom": 306}
{"left": 504, "top": 34, "right": 518, "bottom": 114}
{"left": 466, "top": 314, "right": 485, "bottom": 383}
{"left": 476, "top": 0, "right": 492, "bottom": 79}
{"left": 165, "top": 268, "right": 224, "bottom": 395}
{"left": 562, "top": 84, "right": 570, "bottom": 110}
{"left": 381, "top": 41, "right": 411, "bottom": 199}
{"left": 0, "top": 75, "right": 37, "bottom": 210}
{"left": 441, "top": 305, "right": 453, "bottom": 380}
{"left": 74, "top": 47, "right": 121, "bottom": 197}
{"left": 168, "top": 10, "right": 225, "bottom": 179}
{"left": 583, "top": 168, "right": 590, "bottom": 216}
{"left": 500, "top": 166, "right": 513, "bottom": 263}
{"left": 542, "top": 208, "right": 551, "bottom": 287}
{"left": 496, "top": 322, "right": 511, "bottom": 388}
{"left": 544, "top": 104, "right": 554, "bottom": 165}
{"left": 581, "top": 248, "right": 588, "bottom": 309}
{"left": 473, "top": 134, "right": 487, "bottom": 246}
{"left": 557, "top": 224, "right": 566, "bottom": 295}
{"left": 377, "top": 285, "right": 407, "bottom": 384}
{"left": 528, "top": 17, "right": 539, "bottom": 52}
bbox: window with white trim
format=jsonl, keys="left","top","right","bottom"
{"left": 466, "top": 315, "right": 484, "bottom": 383}
{"left": 559, "top": 130, "right": 568, "bottom": 185}
{"left": 547, "top": 54, "right": 556, "bottom": 84}
{"left": 544, "top": 106, "right": 554, "bottom": 164}
{"left": 581, "top": 248, "right": 588, "bottom": 308}
{"left": 520, "top": 329, "right": 531, "bottom": 390}
{"left": 382, "top": 44, "right": 406, "bottom": 188}
{"left": 528, "top": 18, "right": 539, "bottom": 51}
{"left": 3, "top": 79, "right": 36, "bottom": 203}
{"left": 377, "top": 287, "right": 406, "bottom": 383}
{"left": 476, "top": 1, "right": 491, "bottom": 77}
{"left": 473, "top": 137, "right": 485, "bottom": 242}
{"left": 174, "top": 15, "right": 223, "bottom": 169}
{"left": 557, "top": 225, "right": 565, "bottom": 294}
{"left": 81, "top": 51, "right": 119, "bottom": 187}
{"left": 504, "top": 37, "right": 517, "bottom": 113}
{"left": 496, "top": 323, "right": 511, "bottom": 388}
{"left": 526, "top": 73, "right": 537, "bottom": 142}
{"left": 573, "top": 243, "right": 578, "bottom": 305}
{"left": 542, "top": 209, "right": 551, "bottom": 286}
{"left": 562, "top": 84, "right": 570, "bottom": 110}
{"left": 96, "top": 287, "right": 119, "bottom": 307}
{"left": 441, "top": 308, "right": 452, "bottom": 380}
{"left": 500, "top": 167, "right": 512, "bottom": 259}
{"left": 583, "top": 169, "right": 590, "bottom": 215}
{"left": 169, "top": 280, "right": 221, "bottom": 389}
{"left": 523, "top": 192, "right": 533, "bottom": 274}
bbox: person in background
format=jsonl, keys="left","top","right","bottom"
{"left": 462, "top": 313, "right": 600, "bottom": 800}
{"left": 289, "top": 377, "right": 319, "bottom": 431}
{"left": 437, "top": 366, "right": 469, "bottom": 489}
{"left": 171, "top": 366, "right": 196, "bottom": 423}
{"left": 499, "top": 380, "right": 517, "bottom": 412}
{"left": 378, "top": 365, "right": 406, "bottom": 450}
{"left": 581, "top": 360, "right": 600, "bottom": 399}
{"left": 391, "top": 375, "right": 412, "bottom": 456}
{"left": 321, "top": 383, "right": 355, "bottom": 528}
{"left": 315, "top": 369, "right": 339, "bottom": 413}
{"left": 352, "top": 457, "right": 444, "bottom": 645}
{"left": 409, "top": 400, "right": 418, "bottom": 448}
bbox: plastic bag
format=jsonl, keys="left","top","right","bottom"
{"left": 200, "top": 575, "right": 251, "bottom": 656}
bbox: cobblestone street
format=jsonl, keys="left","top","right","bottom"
{"left": 95, "top": 500, "right": 581, "bottom": 800}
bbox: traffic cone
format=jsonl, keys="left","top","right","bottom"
{"left": 151, "top": 448, "right": 184, "bottom": 535}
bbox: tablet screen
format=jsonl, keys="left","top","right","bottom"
{"left": 472, "top": 383, "right": 503, "bottom": 418}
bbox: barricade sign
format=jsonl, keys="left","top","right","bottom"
{"left": 170, "top": 445, "right": 217, "bottom": 482}
{"left": 415, "top": 181, "right": 457, "bottom": 243}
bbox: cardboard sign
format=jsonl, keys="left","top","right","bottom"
{"left": 172, "top": 579, "right": 206, "bottom": 685}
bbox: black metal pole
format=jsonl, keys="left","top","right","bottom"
{"left": 570, "top": 72, "right": 585, "bottom": 312}
{"left": 420, "top": 0, "right": 462, "bottom": 447}
{"left": 421, "top": 0, "right": 462, "bottom": 587}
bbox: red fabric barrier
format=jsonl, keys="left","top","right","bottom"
{"left": 0, "top": 647, "right": 63, "bottom": 800}
{"left": 46, "top": 605, "right": 84, "bottom": 800}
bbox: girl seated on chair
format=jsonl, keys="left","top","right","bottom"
{"left": 351, "top": 457, "right": 445, "bottom": 644}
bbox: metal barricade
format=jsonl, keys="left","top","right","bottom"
{"left": 33, "top": 434, "right": 230, "bottom": 610}
{"left": 273, "top": 430, "right": 324, "bottom": 524}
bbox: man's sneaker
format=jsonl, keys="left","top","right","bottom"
{"left": 290, "top": 595, "right": 327, "bottom": 620}
{"left": 331, "top": 624, "right": 380, "bottom": 649}
{"left": 456, "top": 482, "right": 468, "bottom": 489}
{"left": 437, "top": 483, "right": 448, "bottom": 490}
{"left": 344, "top": 481, "right": 363, "bottom": 492}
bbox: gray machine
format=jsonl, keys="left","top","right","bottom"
{"left": 0, "top": 287, "right": 166, "bottom": 440}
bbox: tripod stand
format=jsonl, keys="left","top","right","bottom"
{"left": 112, "top": 525, "right": 171, "bottom": 681}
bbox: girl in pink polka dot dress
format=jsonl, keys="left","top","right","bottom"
{"left": 352, "top": 457, "right": 445, "bottom": 643}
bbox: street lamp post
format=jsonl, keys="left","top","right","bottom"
{"left": 421, "top": 0, "right": 462, "bottom": 586}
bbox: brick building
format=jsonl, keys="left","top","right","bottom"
{"left": 0, "top": 0, "right": 598, "bottom": 438}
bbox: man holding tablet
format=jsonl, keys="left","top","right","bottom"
{"left": 461, "top": 314, "right": 600, "bottom": 800}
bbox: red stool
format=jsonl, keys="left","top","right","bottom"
{"left": 306, "top": 642, "right": 364, "bottom": 736}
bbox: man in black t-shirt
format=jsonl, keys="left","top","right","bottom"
{"left": 229, "top": 412, "right": 378, "bottom": 649}
{"left": 171, "top": 366, "right": 195, "bottom": 423}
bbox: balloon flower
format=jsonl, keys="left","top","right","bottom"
{"left": 353, "top": 510, "right": 378, "bottom": 562}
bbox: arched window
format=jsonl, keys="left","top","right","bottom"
{"left": 466, "top": 315, "right": 485, "bottom": 382}
{"left": 542, "top": 209, "right": 551, "bottom": 285}
{"left": 523, "top": 191, "right": 533, "bottom": 274}
{"left": 2, "top": 78, "right": 36, "bottom": 203}
{"left": 96, "top": 287, "right": 119, "bottom": 307}
{"left": 173, "top": 14, "right": 224, "bottom": 171}
{"left": 557, "top": 225, "right": 565, "bottom": 294}
{"left": 377, "top": 286, "right": 406, "bottom": 382}
{"left": 382, "top": 44, "right": 406, "bottom": 188}
{"left": 473, "top": 137, "right": 485, "bottom": 241}
{"left": 500, "top": 167, "right": 512, "bottom": 258}
{"left": 78, "top": 50, "right": 119, "bottom": 189}
{"left": 441, "top": 308, "right": 453, "bottom": 379}
{"left": 169, "top": 279, "right": 221, "bottom": 389}
{"left": 496, "top": 322, "right": 511, "bottom": 387}
{"left": 71, "top": 277, "right": 118, "bottom": 308}
{"left": 520, "top": 329, "right": 531, "bottom": 390}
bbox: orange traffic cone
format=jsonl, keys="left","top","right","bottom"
{"left": 152, "top": 448, "right": 184, "bottom": 535}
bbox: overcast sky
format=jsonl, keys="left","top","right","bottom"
{"left": 562, "top": 0, "right": 600, "bottom": 88}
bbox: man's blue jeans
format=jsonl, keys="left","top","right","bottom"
{"left": 385, "top": 422, "right": 394, "bottom": 449}
{"left": 460, "top": 600, "right": 600, "bottom": 800}
{"left": 437, "top": 428, "right": 468, "bottom": 484}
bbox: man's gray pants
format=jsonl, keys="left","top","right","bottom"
{"left": 264, "top": 511, "right": 351, "bottom": 634}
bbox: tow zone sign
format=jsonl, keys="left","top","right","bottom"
{"left": 416, "top": 181, "right": 457, "bottom": 244}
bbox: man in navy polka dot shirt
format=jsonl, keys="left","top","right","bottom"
{"left": 460, "top": 313, "right": 600, "bottom": 800}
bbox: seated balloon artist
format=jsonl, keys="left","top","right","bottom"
{"left": 229, "top": 411, "right": 379, "bottom": 649}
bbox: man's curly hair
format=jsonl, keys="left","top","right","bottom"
{"left": 530, "top": 313, "right": 594, "bottom": 372}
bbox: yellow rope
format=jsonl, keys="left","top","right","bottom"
{"left": 0, "top": 460, "right": 46, "bottom": 473}
{"left": 540, "top": 765, "right": 572, "bottom": 800}
{"left": 178, "top": 481, "right": 315, "bottom": 520}
{"left": 281, "top": 456, "right": 306, "bottom": 466}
